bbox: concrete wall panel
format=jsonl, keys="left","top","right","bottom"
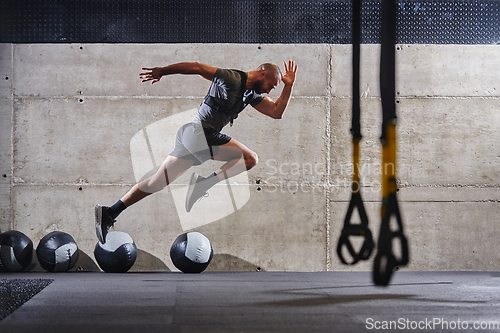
{"left": 0, "top": 44, "right": 12, "bottom": 98}
{"left": 400, "top": 200, "right": 500, "bottom": 271}
{"left": 0, "top": 44, "right": 12, "bottom": 232}
{"left": 397, "top": 45, "right": 500, "bottom": 97}
{"left": 329, "top": 187, "right": 500, "bottom": 271}
{"left": 13, "top": 96, "right": 202, "bottom": 184}
{"left": 13, "top": 44, "right": 329, "bottom": 98}
{"left": 331, "top": 45, "right": 500, "bottom": 98}
{"left": 330, "top": 98, "right": 500, "bottom": 188}
{"left": 330, "top": 45, "right": 381, "bottom": 98}
{"left": 398, "top": 98, "right": 500, "bottom": 185}
{"left": 0, "top": 103, "right": 11, "bottom": 232}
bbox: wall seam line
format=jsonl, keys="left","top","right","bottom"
{"left": 325, "top": 44, "right": 333, "bottom": 271}
{"left": 10, "top": 43, "right": 14, "bottom": 230}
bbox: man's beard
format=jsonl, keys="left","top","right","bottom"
{"left": 253, "top": 80, "right": 265, "bottom": 94}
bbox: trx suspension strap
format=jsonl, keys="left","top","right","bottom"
{"left": 373, "top": 0, "right": 409, "bottom": 286}
{"left": 337, "top": 0, "right": 374, "bottom": 265}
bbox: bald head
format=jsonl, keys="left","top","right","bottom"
{"left": 247, "top": 63, "right": 282, "bottom": 94}
{"left": 257, "top": 63, "right": 282, "bottom": 81}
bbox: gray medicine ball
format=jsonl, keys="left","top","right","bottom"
{"left": 170, "top": 232, "right": 213, "bottom": 273}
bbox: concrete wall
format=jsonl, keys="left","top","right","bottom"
{"left": 0, "top": 43, "right": 498, "bottom": 272}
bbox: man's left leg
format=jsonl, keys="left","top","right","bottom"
{"left": 96, "top": 155, "right": 194, "bottom": 243}
{"left": 185, "top": 138, "right": 258, "bottom": 212}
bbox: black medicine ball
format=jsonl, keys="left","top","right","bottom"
{"left": 94, "top": 231, "right": 138, "bottom": 273}
{"left": 0, "top": 230, "right": 33, "bottom": 272}
{"left": 36, "top": 231, "right": 79, "bottom": 272}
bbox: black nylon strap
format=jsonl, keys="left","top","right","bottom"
{"left": 351, "top": 0, "right": 361, "bottom": 140}
{"left": 373, "top": 0, "right": 409, "bottom": 286}
{"left": 337, "top": 0, "right": 374, "bottom": 266}
{"left": 379, "top": 0, "right": 397, "bottom": 142}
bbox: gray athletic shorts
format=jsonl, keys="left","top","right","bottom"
{"left": 169, "top": 118, "right": 230, "bottom": 165}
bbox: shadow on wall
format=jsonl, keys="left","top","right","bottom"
{"left": 28, "top": 249, "right": 101, "bottom": 272}
{"left": 82, "top": 249, "right": 170, "bottom": 272}
{"left": 207, "top": 254, "right": 263, "bottom": 272}
{"left": 26, "top": 249, "right": 170, "bottom": 272}
{"left": 129, "top": 250, "right": 171, "bottom": 272}
{"left": 23, "top": 248, "right": 260, "bottom": 273}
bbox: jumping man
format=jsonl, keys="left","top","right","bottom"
{"left": 95, "top": 60, "right": 298, "bottom": 243}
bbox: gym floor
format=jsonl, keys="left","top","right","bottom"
{"left": 1, "top": 271, "right": 499, "bottom": 332}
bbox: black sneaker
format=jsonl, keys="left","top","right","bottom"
{"left": 185, "top": 172, "right": 209, "bottom": 213}
{"left": 95, "top": 204, "right": 115, "bottom": 244}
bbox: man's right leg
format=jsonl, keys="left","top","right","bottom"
{"left": 185, "top": 138, "right": 258, "bottom": 212}
{"left": 95, "top": 155, "right": 194, "bottom": 243}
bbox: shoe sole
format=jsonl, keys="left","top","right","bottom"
{"left": 95, "top": 205, "right": 105, "bottom": 244}
{"left": 185, "top": 172, "right": 199, "bottom": 213}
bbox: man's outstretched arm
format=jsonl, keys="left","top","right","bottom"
{"left": 254, "top": 60, "right": 298, "bottom": 119}
{"left": 139, "top": 62, "right": 217, "bottom": 84}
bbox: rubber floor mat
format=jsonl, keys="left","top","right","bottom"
{"left": 0, "top": 279, "right": 53, "bottom": 320}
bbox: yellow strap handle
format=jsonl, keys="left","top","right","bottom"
{"left": 381, "top": 121, "right": 397, "bottom": 201}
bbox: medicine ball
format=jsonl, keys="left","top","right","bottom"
{"left": 94, "top": 231, "right": 138, "bottom": 273}
{"left": 0, "top": 230, "right": 34, "bottom": 272}
{"left": 170, "top": 232, "right": 213, "bottom": 273}
{"left": 36, "top": 231, "right": 79, "bottom": 272}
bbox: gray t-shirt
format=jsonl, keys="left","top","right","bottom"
{"left": 197, "top": 68, "right": 264, "bottom": 134}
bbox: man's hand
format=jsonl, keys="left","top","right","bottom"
{"left": 254, "top": 60, "right": 297, "bottom": 119}
{"left": 139, "top": 67, "right": 164, "bottom": 84}
{"left": 282, "top": 60, "right": 298, "bottom": 87}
